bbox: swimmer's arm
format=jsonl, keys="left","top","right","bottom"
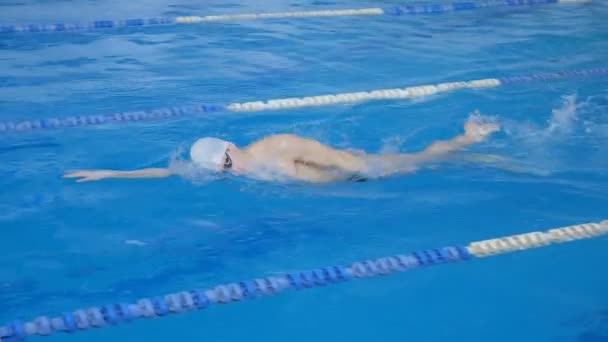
{"left": 407, "top": 135, "right": 478, "bottom": 164}
{"left": 367, "top": 134, "right": 478, "bottom": 173}
{"left": 63, "top": 168, "right": 172, "bottom": 182}
{"left": 370, "top": 119, "right": 501, "bottom": 173}
{"left": 406, "top": 119, "right": 501, "bottom": 165}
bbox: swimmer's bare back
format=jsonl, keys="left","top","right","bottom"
{"left": 63, "top": 116, "right": 499, "bottom": 183}
{"left": 241, "top": 134, "right": 369, "bottom": 182}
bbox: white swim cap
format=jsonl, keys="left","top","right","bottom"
{"left": 190, "top": 137, "right": 230, "bottom": 171}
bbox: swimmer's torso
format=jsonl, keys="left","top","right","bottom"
{"left": 243, "top": 134, "right": 360, "bottom": 182}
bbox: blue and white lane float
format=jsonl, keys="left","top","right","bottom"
{"left": 0, "top": 0, "right": 591, "bottom": 34}
{"left": 0, "top": 219, "right": 606, "bottom": 341}
{"left": 0, "top": 68, "right": 606, "bottom": 135}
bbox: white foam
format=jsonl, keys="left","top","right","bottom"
{"left": 168, "top": 148, "right": 222, "bottom": 184}
{"left": 547, "top": 94, "right": 578, "bottom": 134}
{"left": 125, "top": 240, "right": 148, "bottom": 246}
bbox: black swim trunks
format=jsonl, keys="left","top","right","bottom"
{"left": 347, "top": 174, "right": 368, "bottom": 182}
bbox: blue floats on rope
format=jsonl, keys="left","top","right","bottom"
{"left": 385, "top": 0, "right": 561, "bottom": 15}
{"left": 0, "top": 0, "right": 585, "bottom": 34}
{"left": 0, "top": 104, "right": 226, "bottom": 135}
{"left": 497, "top": 68, "right": 608, "bottom": 84}
{"left": 0, "top": 17, "right": 174, "bottom": 33}
{"left": 1, "top": 218, "right": 607, "bottom": 341}
{"left": 0, "top": 245, "right": 469, "bottom": 340}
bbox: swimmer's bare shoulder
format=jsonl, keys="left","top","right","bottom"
{"left": 245, "top": 134, "right": 310, "bottom": 154}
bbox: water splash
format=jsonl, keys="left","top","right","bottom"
{"left": 547, "top": 94, "right": 579, "bottom": 134}
{"left": 168, "top": 145, "right": 222, "bottom": 184}
{"left": 499, "top": 93, "right": 608, "bottom": 175}
{"left": 503, "top": 94, "right": 579, "bottom": 141}
{"left": 124, "top": 239, "right": 148, "bottom": 246}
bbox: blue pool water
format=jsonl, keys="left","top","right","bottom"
{"left": 1, "top": 0, "right": 608, "bottom": 341}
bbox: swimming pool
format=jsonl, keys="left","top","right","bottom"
{"left": 1, "top": 0, "right": 608, "bottom": 340}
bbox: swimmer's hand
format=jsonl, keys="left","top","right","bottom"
{"left": 464, "top": 116, "right": 500, "bottom": 143}
{"left": 63, "top": 170, "right": 119, "bottom": 182}
{"left": 64, "top": 168, "right": 172, "bottom": 182}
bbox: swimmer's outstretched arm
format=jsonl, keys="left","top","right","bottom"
{"left": 63, "top": 168, "right": 172, "bottom": 182}
{"left": 370, "top": 117, "right": 500, "bottom": 173}
{"left": 409, "top": 121, "right": 499, "bottom": 164}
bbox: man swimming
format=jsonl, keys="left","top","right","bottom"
{"left": 64, "top": 116, "right": 500, "bottom": 183}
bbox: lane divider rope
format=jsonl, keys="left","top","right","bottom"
{"left": 1, "top": 67, "right": 606, "bottom": 136}
{"left": 0, "top": 219, "right": 606, "bottom": 341}
{"left": 0, "top": 0, "right": 590, "bottom": 34}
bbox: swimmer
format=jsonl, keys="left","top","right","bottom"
{"left": 64, "top": 116, "right": 500, "bottom": 183}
